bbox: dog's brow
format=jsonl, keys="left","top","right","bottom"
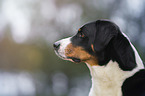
{"left": 78, "top": 28, "right": 81, "bottom": 31}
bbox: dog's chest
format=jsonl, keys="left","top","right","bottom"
{"left": 86, "top": 61, "right": 136, "bottom": 96}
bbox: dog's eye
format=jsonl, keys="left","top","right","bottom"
{"left": 78, "top": 32, "right": 85, "bottom": 38}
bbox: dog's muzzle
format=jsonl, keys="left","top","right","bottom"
{"left": 53, "top": 37, "right": 71, "bottom": 59}
{"left": 53, "top": 37, "right": 81, "bottom": 63}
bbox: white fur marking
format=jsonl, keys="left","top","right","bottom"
{"left": 86, "top": 60, "right": 143, "bottom": 96}
{"left": 55, "top": 37, "right": 71, "bottom": 59}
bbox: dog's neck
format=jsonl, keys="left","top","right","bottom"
{"left": 86, "top": 59, "right": 144, "bottom": 96}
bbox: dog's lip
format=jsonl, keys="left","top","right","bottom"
{"left": 54, "top": 50, "right": 81, "bottom": 63}
{"left": 54, "top": 50, "right": 66, "bottom": 59}
{"left": 67, "top": 57, "right": 81, "bottom": 63}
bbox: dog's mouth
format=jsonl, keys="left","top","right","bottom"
{"left": 54, "top": 50, "right": 66, "bottom": 59}
{"left": 67, "top": 57, "right": 81, "bottom": 63}
{"left": 55, "top": 50, "right": 81, "bottom": 63}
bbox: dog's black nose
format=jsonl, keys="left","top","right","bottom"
{"left": 53, "top": 42, "right": 60, "bottom": 50}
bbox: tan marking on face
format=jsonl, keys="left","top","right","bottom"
{"left": 86, "top": 57, "right": 98, "bottom": 66}
{"left": 65, "top": 43, "right": 98, "bottom": 66}
{"left": 78, "top": 28, "right": 81, "bottom": 31}
{"left": 91, "top": 44, "right": 95, "bottom": 52}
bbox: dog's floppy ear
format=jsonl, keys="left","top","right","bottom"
{"left": 92, "top": 20, "right": 119, "bottom": 52}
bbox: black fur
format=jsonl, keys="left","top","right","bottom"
{"left": 122, "top": 70, "right": 145, "bottom": 96}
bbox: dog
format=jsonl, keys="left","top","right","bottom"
{"left": 53, "top": 20, "right": 145, "bottom": 96}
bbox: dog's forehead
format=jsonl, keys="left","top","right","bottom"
{"left": 81, "top": 22, "right": 96, "bottom": 30}
{"left": 79, "top": 22, "right": 97, "bottom": 35}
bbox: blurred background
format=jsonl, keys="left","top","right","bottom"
{"left": 0, "top": 0, "right": 145, "bottom": 96}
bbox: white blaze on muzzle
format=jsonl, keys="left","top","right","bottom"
{"left": 54, "top": 37, "right": 71, "bottom": 59}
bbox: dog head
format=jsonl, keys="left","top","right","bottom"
{"left": 54, "top": 20, "right": 136, "bottom": 70}
{"left": 54, "top": 20, "right": 119, "bottom": 65}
